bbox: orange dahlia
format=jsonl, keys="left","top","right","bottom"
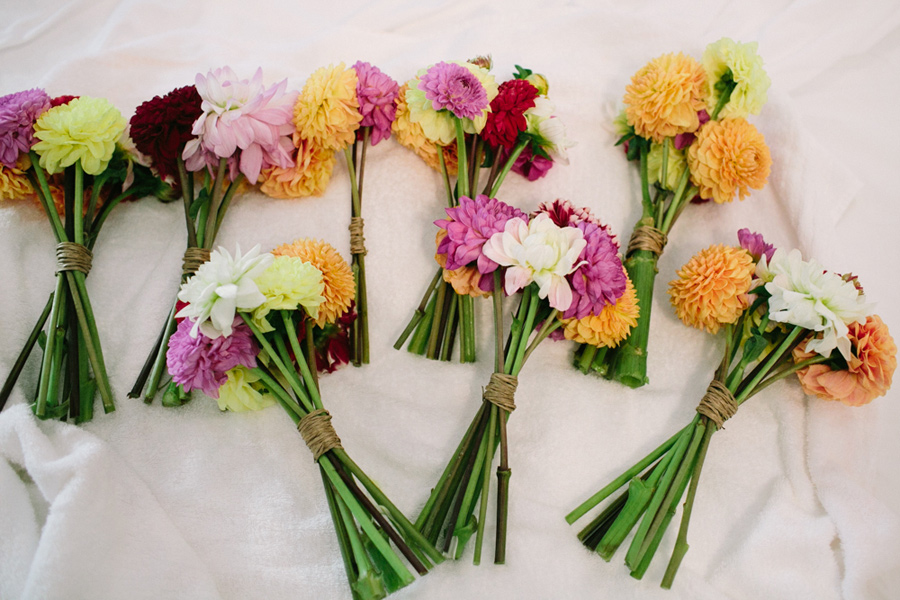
{"left": 259, "top": 139, "right": 336, "bottom": 199}
{"left": 0, "top": 162, "right": 33, "bottom": 201}
{"left": 624, "top": 52, "right": 707, "bottom": 143}
{"left": 793, "top": 315, "right": 896, "bottom": 407}
{"left": 688, "top": 118, "right": 771, "bottom": 204}
{"left": 293, "top": 63, "right": 362, "bottom": 152}
{"left": 272, "top": 239, "right": 355, "bottom": 327}
{"left": 392, "top": 83, "right": 458, "bottom": 175}
{"left": 434, "top": 230, "right": 490, "bottom": 298}
{"left": 669, "top": 244, "right": 754, "bottom": 333}
{"left": 561, "top": 271, "right": 639, "bottom": 348}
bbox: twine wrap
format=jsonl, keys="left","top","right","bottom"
{"left": 55, "top": 242, "right": 93, "bottom": 276}
{"left": 349, "top": 217, "right": 367, "bottom": 256}
{"left": 695, "top": 380, "right": 738, "bottom": 430}
{"left": 297, "top": 408, "right": 343, "bottom": 462}
{"left": 182, "top": 247, "right": 211, "bottom": 278}
{"left": 483, "top": 373, "right": 518, "bottom": 413}
{"left": 626, "top": 225, "right": 668, "bottom": 258}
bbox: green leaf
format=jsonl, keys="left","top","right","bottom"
{"left": 189, "top": 187, "right": 210, "bottom": 220}
{"left": 741, "top": 334, "right": 769, "bottom": 364}
{"left": 513, "top": 64, "right": 533, "bottom": 80}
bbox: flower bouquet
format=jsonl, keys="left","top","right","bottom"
{"left": 566, "top": 231, "right": 896, "bottom": 588}
{"left": 169, "top": 240, "right": 442, "bottom": 599}
{"left": 416, "top": 199, "right": 633, "bottom": 564}
{"left": 129, "top": 67, "right": 298, "bottom": 404}
{"left": 393, "top": 59, "right": 573, "bottom": 362}
{"left": 264, "top": 62, "right": 400, "bottom": 366}
{"left": 0, "top": 90, "right": 170, "bottom": 421}
{"left": 579, "top": 38, "right": 772, "bottom": 387}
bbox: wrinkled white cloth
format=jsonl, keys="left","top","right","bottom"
{"left": 1, "top": 1, "right": 898, "bottom": 599}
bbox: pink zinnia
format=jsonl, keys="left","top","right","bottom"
{"left": 435, "top": 194, "right": 526, "bottom": 275}
{"left": 352, "top": 61, "right": 399, "bottom": 146}
{"left": 563, "top": 221, "right": 627, "bottom": 320}
{"left": 0, "top": 88, "right": 51, "bottom": 167}
{"left": 182, "top": 67, "right": 297, "bottom": 184}
{"left": 418, "top": 62, "right": 489, "bottom": 120}
{"left": 166, "top": 316, "right": 258, "bottom": 398}
{"left": 509, "top": 145, "right": 553, "bottom": 181}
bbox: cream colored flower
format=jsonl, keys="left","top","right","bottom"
{"left": 647, "top": 142, "right": 687, "bottom": 191}
{"left": 33, "top": 96, "right": 127, "bottom": 175}
{"left": 703, "top": 38, "right": 770, "bottom": 119}
{"left": 216, "top": 366, "right": 276, "bottom": 412}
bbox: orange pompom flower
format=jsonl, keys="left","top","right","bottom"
{"left": 687, "top": 118, "right": 771, "bottom": 204}
{"left": 624, "top": 52, "right": 707, "bottom": 143}
{"left": 293, "top": 63, "right": 362, "bottom": 152}
{"left": 561, "top": 271, "right": 639, "bottom": 348}
{"left": 669, "top": 244, "right": 755, "bottom": 333}
{"left": 0, "top": 162, "right": 33, "bottom": 201}
{"left": 272, "top": 239, "right": 355, "bottom": 327}
{"left": 259, "top": 139, "right": 336, "bottom": 199}
{"left": 793, "top": 315, "right": 896, "bottom": 406}
{"left": 392, "top": 82, "right": 458, "bottom": 175}
{"left": 434, "top": 230, "right": 490, "bottom": 298}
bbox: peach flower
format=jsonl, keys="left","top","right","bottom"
{"left": 272, "top": 239, "right": 354, "bottom": 327}
{"left": 561, "top": 270, "right": 639, "bottom": 348}
{"left": 688, "top": 118, "right": 771, "bottom": 204}
{"left": 259, "top": 138, "right": 336, "bottom": 199}
{"left": 434, "top": 230, "right": 490, "bottom": 298}
{"left": 392, "top": 83, "right": 458, "bottom": 174}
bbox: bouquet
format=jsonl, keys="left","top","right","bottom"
{"left": 265, "top": 62, "right": 400, "bottom": 366}
{"left": 0, "top": 90, "right": 169, "bottom": 421}
{"left": 566, "top": 231, "right": 896, "bottom": 588}
{"left": 168, "top": 239, "right": 442, "bottom": 599}
{"left": 393, "top": 58, "right": 573, "bottom": 362}
{"left": 416, "top": 199, "right": 634, "bottom": 564}
{"left": 579, "top": 38, "right": 772, "bottom": 387}
{"left": 129, "top": 67, "right": 298, "bottom": 404}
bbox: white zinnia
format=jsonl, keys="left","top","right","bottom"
{"left": 758, "top": 249, "right": 872, "bottom": 360}
{"left": 483, "top": 213, "right": 586, "bottom": 311}
{"left": 176, "top": 244, "right": 274, "bottom": 339}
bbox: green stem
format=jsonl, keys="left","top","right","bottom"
{"left": 438, "top": 149, "right": 455, "bottom": 207}
{"left": 510, "top": 286, "right": 541, "bottom": 376}
{"left": 283, "top": 313, "right": 322, "bottom": 410}
{"left": 143, "top": 301, "right": 178, "bottom": 402}
{"left": 519, "top": 310, "right": 560, "bottom": 368}
{"left": 210, "top": 174, "right": 244, "bottom": 242}
{"left": 735, "top": 327, "right": 804, "bottom": 403}
{"left": 659, "top": 169, "right": 692, "bottom": 234}
{"left": 0, "top": 294, "right": 53, "bottom": 410}
{"left": 454, "top": 118, "right": 469, "bottom": 199}
{"left": 320, "top": 469, "right": 368, "bottom": 600}
{"left": 489, "top": 140, "right": 527, "bottom": 198}
{"left": 394, "top": 268, "right": 442, "bottom": 350}
{"left": 89, "top": 190, "right": 133, "bottom": 244}
{"left": 240, "top": 314, "right": 314, "bottom": 413}
{"left": 177, "top": 156, "right": 197, "bottom": 248}
{"left": 472, "top": 403, "right": 497, "bottom": 565}
{"left": 425, "top": 278, "right": 448, "bottom": 359}
{"left": 36, "top": 279, "right": 65, "bottom": 417}
{"left": 203, "top": 158, "right": 228, "bottom": 246}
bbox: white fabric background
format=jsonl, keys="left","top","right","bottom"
{"left": 1, "top": 1, "right": 898, "bottom": 598}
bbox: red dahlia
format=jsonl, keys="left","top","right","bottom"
{"left": 130, "top": 85, "right": 202, "bottom": 183}
{"left": 481, "top": 79, "right": 539, "bottom": 149}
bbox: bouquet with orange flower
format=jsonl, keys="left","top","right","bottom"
{"left": 566, "top": 230, "right": 895, "bottom": 589}
{"left": 263, "top": 62, "right": 399, "bottom": 367}
{"left": 129, "top": 67, "right": 299, "bottom": 404}
{"left": 393, "top": 59, "right": 573, "bottom": 363}
{"left": 168, "top": 239, "right": 442, "bottom": 599}
{"left": 416, "top": 199, "right": 632, "bottom": 564}
{"left": 0, "top": 90, "right": 171, "bottom": 421}
{"left": 579, "top": 38, "right": 773, "bottom": 387}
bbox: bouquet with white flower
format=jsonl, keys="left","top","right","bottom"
{"left": 567, "top": 230, "right": 896, "bottom": 588}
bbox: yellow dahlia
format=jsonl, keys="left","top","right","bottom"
{"left": 392, "top": 82, "right": 458, "bottom": 174}
{"left": 272, "top": 239, "right": 354, "bottom": 327}
{"left": 251, "top": 256, "right": 325, "bottom": 332}
{"left": 434, "top": 230, "right": 490, "bottom": 298}
{"left": 293, "top": 63, "right": 362, "bottom": 152}
{"left": 259, "top": 139, "right": 336, "bottom": 198}
{"left": 647, "top": 142, "right": 687, "bottom": 191}
{"left": 0, "top": 162, "right": 33, "bottom": 201}
{"left": 561, "top": 271, "right": 639, "bottom": 348}
{"left": 702, "top": 38, "right": 770, "bottom": 119}
{"left": 32, "top": 96, "right": 127, "bottom": 175}
{"left": 688, "top": 118, "right": 771, "bottom": 203}
{"left": 668, "top": 244, "right": 755, "bottom": 333}
{"left": 624, "top": 52, "right": 707, "bottom": 143}
{"left": 216, "top": 366, "right": 276, "bottom": 412}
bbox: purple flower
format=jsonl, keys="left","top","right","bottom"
{"left": 436, "top": 195, "right": 526, "bottom": 274}
{"left": 166, "top": 316, "right": 258, "bottom": 398}
{"left": 0, "top": 88, "right": 51, "bottom": 167}
{"left": 352, "top": 61, "right": 399, "bottom": 146}
{"left": 418, "top": 62, "right": 488, "bottom": 120}
{"left": 510, "top": 145, "right": 553, "bottom": 181}
{"left": 738, "top": 228, "right": 775, "bottom": 262}
{"left": 563, "top": 221, "right": 627, "bottom": 320}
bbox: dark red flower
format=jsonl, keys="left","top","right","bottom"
{"left": 50, "top": 95, "right": 79, "bottom": 107}
{"left": 296, "top": 306, "right": 356, "bottom": 374}
{"left": 130, "top": 86, "right": 202, "bottom": 183}
{"left": 482, "top": 79, "right": 538, "bottom": 149}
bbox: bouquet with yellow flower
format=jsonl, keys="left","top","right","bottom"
{"left": 580, "top": 38, "right": 773, "bottom": 387}
{"left": 394, "top": 59, "right": 574, "bottom": 363}
{"left": 269, "top": 62, "right": 400, "bottom": 367}
{"left": 0, "top": 91, "right": 171, "bottom": 421}
{"left": 129, "top": 67, "right": 299, "bottom": 404}
{"left": 416, "top": 199, "right": 632, "bottom": 564}
{"left": 566, "top": 230, "right": 895, "bottom": 588}
{"left": 168, "top": 240, "right": 442, "bottom": 599}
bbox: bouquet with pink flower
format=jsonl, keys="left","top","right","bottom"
{"left": 394, "top": 59, "right": 574, "bottom": 363}
{"left": 416, "top": 199, "right": 634, "bottom": 564}
{"left": 169, "top": 240, "right": 442, "bottom": 598}
{"left": 0, "top": 91, "right": 171, "bottom": 421}
{"left": 129, "top": 67, "right": 298, "bottom": 404}
{"left": 567, "top": 230, "right": 895, "bottom": 588}
{"left": 581, "top": 39, "right": 772, "bottom": 387}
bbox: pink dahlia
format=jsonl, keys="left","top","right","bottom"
{"left": 435, "top": 194, "right": 526, "bottom": 275}
{"left": 509, "top": 144, "right": 553, "bottom": 181}
{"left": 182, "top": 67, "right": 297, "bottom": 184}
{"left": 482, "top": 79, "right": 538, "bottom": 149}
{"left": 563, "top": 221, "right": 627, "bottom": 320}
{"left": 418, "top": 62, "right": 489, "bottom": 120}
{"left": 352, "top": 61, "right": 399, "bottom": 146}
{"left": 0, "top": 88, "right": 51, "bottom": 167}
{"left": 166, "top": 316, "right": 258, "bottom": 398}
{"left": 737, "top": 228, "right": 775, "bottom": 263}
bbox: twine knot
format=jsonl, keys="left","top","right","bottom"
{"left": 627, "top": 226, "right": 667, "bottom": 258}
{"left": 483, "top": 373, "right": 518, "bottom": 413}
{"left": 349, "top": 217, "right": 367, "bottom": 256}
{"left": 55, "top": 242, "right": 92, "bottom": 276}
{"left": 182, "top": 247, "right": 211, "bottom": 278}
{"left": 297, "top": 408, "right": 343, "bottom": 462}
{"left": 696, "top": 380, "right": 738, "bottom": 430}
